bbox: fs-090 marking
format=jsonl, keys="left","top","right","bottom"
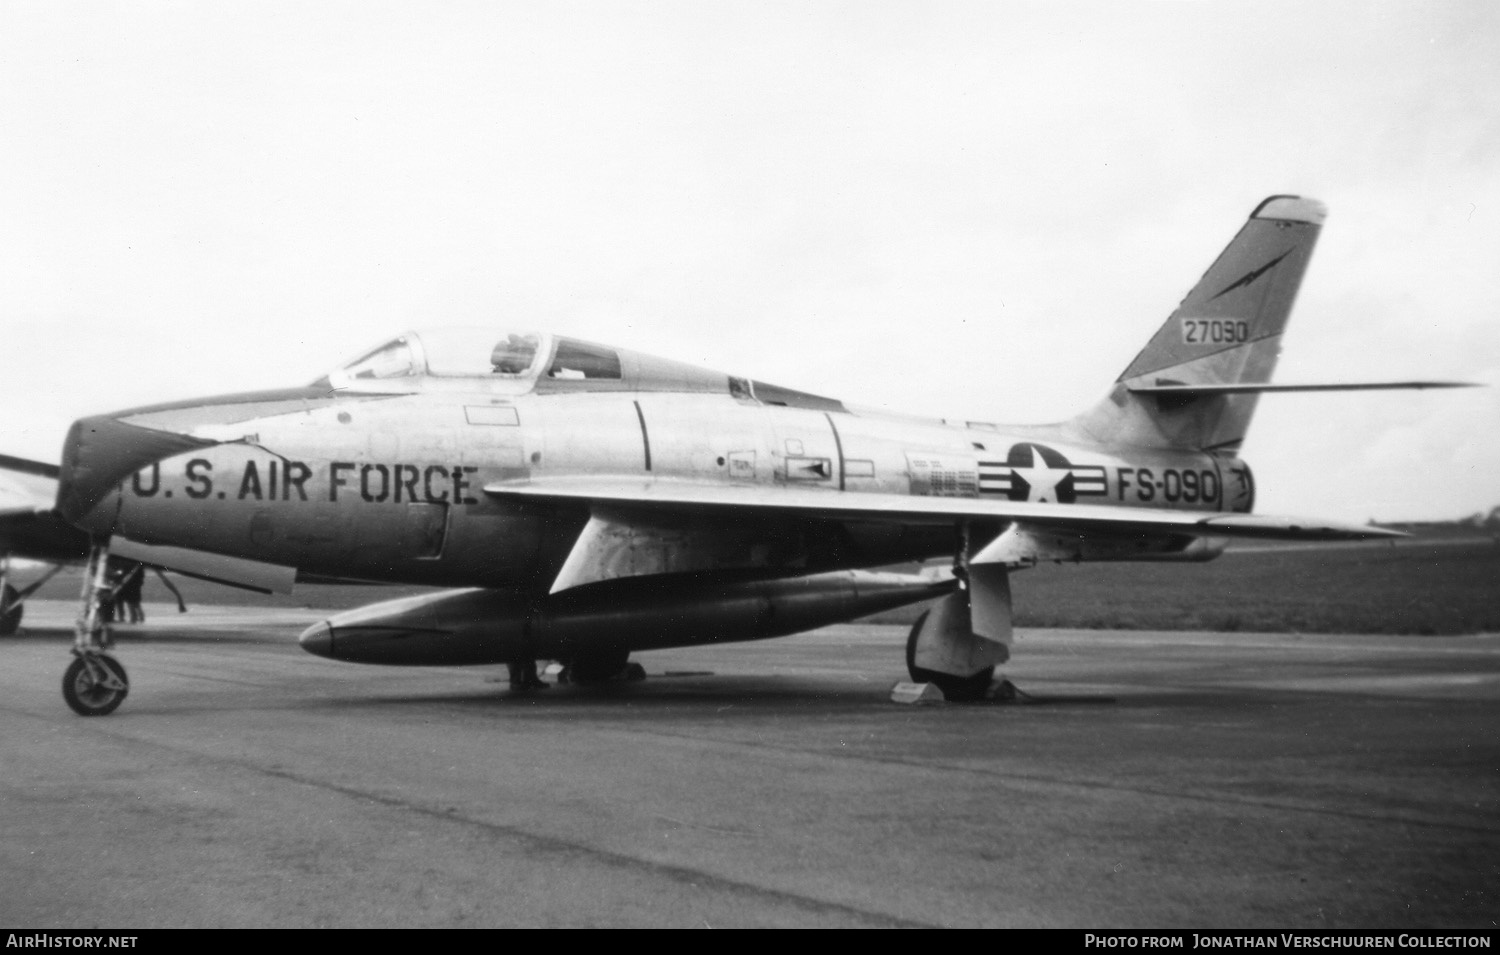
{"left": 1116, "top": 467, "right": 1220, "bottom": 505}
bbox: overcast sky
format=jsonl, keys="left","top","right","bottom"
{"left": 1, "top": 1, "right": 1496, "bottom": 523}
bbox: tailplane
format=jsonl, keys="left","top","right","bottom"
{"left": 1072, "top": 195, "right": 1326, "bottom": 453}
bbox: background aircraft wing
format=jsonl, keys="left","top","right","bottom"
{"left": 484, "top": 475, "right": 1400, "bottom": 542}
{"left": 0, "top": 454, "right": 89, "bottom": 562}
{"left": 0, "top": 454, "right": 58, "bottom": 513}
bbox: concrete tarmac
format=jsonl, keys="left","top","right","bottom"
{"left": 1, "top": 600, "right": 1496, "bottom": 928}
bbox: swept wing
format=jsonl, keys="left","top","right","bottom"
{"left": 484, "top": 475, "right": 1399, "bottom": 541}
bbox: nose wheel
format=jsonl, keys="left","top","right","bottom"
{"left": 64, "top": 543, "right": 130, "bottom": 716}
{"left": 62, "top": 653, "right": 129, "bottom": 716}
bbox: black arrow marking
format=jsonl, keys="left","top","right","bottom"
{"left": 1210, "top": 250, "right": 1289, "bottom": 301}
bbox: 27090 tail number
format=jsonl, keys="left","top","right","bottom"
{"left": 1181, "top": 318, "right": 1250, "bottom": 344}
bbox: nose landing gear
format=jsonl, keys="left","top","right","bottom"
{"left": 62, "top": 653, "right": 129, "bottom": 716}
{"left": 64, "top": 544, "right": 129, "bottom": 717}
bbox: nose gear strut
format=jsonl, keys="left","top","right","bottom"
{"left": 63, "top": 543, "right": 130, "bottom": 717}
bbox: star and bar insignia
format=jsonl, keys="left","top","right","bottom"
{"left": 979, "top": 443, "right": 1108, "bottom": 504}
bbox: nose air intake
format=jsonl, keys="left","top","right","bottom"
{"left": 56, "top": 415, "right": 217, "bottom": 527}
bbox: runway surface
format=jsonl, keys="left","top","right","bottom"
{"left": 1, "top": 600, "right": 1497, "bottom": 928}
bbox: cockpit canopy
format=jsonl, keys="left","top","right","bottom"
{"left": 317, "top": 326, "right": 845, "bottom": 411}
{"left": 327, "top": 329, "right": 606, "bottom": 383}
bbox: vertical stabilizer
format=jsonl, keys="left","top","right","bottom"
{"left": 1072, "top": 195, "right": 1326, "bottom": 453}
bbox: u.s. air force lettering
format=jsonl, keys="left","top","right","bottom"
{"left": 130, "top": 459, "right": 482, "bottom": 505}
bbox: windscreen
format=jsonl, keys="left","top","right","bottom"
{"left": 326, "top": 328, "right": 549, "bottom": 383}
{"left": 337, "top": 336, "right": 419, "bottom": 380}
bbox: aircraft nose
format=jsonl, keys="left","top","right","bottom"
{"left": 56, "top": 413, "right": 216, "bottom": 528}
{"left": 299, "top": 621, "right": 335, "bottom": 658}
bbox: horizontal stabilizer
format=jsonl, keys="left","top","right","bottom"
{"left": 1128, "top": 380, "right": 1479, "bottom": 396}
{"left": 486, "top": 476, "right": 1403, "bottom": 543}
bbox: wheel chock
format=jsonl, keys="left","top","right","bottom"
{"left": 986, "top": 678, "right": 1021, "bottom": 702}
{"left": 890, "top": 681, "right": 945, "bottom": 705}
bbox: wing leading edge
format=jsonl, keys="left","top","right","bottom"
{"left": 484, "top": 476, "right": 1401, "bottom": 542}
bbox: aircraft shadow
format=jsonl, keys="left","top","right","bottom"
{"left": 5, "top": 624, "right": 277, "bottom": 646}
{"left": 284, "top": 675, "right": 1125, "bottom": 716}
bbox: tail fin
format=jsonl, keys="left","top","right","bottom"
{"left": 1072, "top": 195, "right": 1326, "bottom": 453}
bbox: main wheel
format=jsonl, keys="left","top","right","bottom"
{"left": 0, "top": 583, "right": 21, "bottom": 636}
{"left": 567, "top": 649, "right": 632, "bottom": 685}
{"left": 62, "top": 655, "right": 129, "bottom": 717}
{"left": 905, "top": 611, "right": 994, "bottom": 702}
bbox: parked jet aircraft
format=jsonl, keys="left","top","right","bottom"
{"left": 0, "top": 195, "right": 1476, "bottom": 715}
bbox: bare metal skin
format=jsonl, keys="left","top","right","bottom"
{"left": 2, "top": 195, "right": 1474, "bottom": 714}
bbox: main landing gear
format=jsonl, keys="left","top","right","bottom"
{"left": 1, "top": 582, "right": 20, "bottom": 635}
{"left": 902, "top": 522, "right": 1013, "bottom": 703}
{"left": 559, "top": 649, "right": 647, "bottom": 686}
{"left": 905, "top": 609, "right": 996, "bottom": 701}
{"left": 1, "top": 554, "right": 68, "bottom": 636}
{"left": 63, "top": 544, "right": 129, "bottom": 717}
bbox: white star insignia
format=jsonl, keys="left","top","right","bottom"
{"left": 1010, "top": 447, "right": 1067, "bottom": 503}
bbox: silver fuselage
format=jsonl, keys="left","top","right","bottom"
{"left": 63, "top": 380, "right": 1248, "bottom": 592}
